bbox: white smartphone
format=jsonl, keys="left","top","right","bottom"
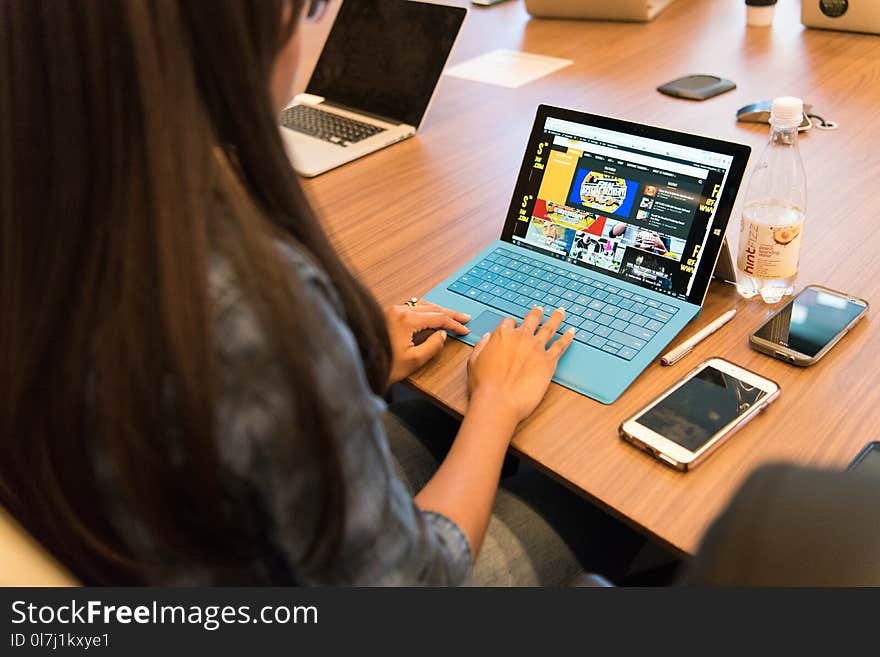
{"left": 619, "top": 358, "right": 780, "bottom": 471}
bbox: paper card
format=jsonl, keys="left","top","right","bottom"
{"left": 444, "top": 49, "right": 573, "bottom": 88}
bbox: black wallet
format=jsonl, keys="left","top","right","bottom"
{"left": 657, "top": 75, "right": 736, "bottom": 101}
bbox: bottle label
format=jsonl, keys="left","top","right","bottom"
{"left": 737, "top": 218, "right": 803, "bottom": 279}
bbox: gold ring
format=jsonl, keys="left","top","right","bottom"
{"left": 404, "top": 297, "right": 419, "bottom": 307}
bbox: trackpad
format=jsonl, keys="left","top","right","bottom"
{"left": 459, "top": 311, "right": 507, "bottom": 345}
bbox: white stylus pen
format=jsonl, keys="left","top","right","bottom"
{"left": 660, "top": 309, "right": 737, "bottom": 366}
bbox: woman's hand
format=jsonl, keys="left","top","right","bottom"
{"left": 467, "top": 306, "right": 574, "bottom": 425}
{"left": 385, "top": 301, "right": 470, "bottom": 386}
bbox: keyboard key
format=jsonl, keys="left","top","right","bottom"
{"left": 591, "top": 289, "right": 609, "bottom": 301}
{"left": 588, "top": 300, "right": 605, "bottom": 311}
{"left": 588, "top": 335, "right": 608, "bottom": 349}
{"left": 625, "top": 325, "right": 655, "bottom": 341}
{"left": 564, "top": 316, "right": 584, "bottom": 328}
{"left": 631, "top": 314, "right": 648, "bottom": 327}
{"left": 580, "top": 319, "right": 598, "bottom": 333}
{"left": 543, "top": 294, "right": 560, "bottom": 306}
{"left": 605, "top": 286, "right": 620, "bottom": 294}
{"left": 505, "top": 281, "right": 522, "bottom": 292}
{"left": 596, "top": 313, "right": 615, "bottom": 326}
{"left": 630, "top": 303, "right": 647, "bottom": 315}
{"left": 478, "top": 281, "right": 494, "bottom": 292}
{"left": 618, "top": 346, "right": 638, "bottom": 361}
{"left": 594, "top": 325, "right": 612, "bottom": 338}
{"left": 515, "top": 295, "right": 532, "bottom": 306}
{"left": 562, "top": 290, "right": 577, "bottom": 301}
{"left": 617, "top": 298, "right": 635, "bottom": 310}
{"left": 449, "top": 282, "right": 471, "bottom": 294}
{"left": 536, "top": 281, "right": 552, "bottom": 292}
{"left": 602, "top": 303, "right": 620, "bottom": 316}
{"left": 645, "top": 319, "right": 664, "bottom": 332}
{"left": 476, "top": 260, "right": 490, "bottom": 270}
{"left": 606, "top": 294, "right": 623, "bottom": 306}
{"left": 575, "top": 294, "right": 592, "bottom": 305}
{"left": 466, "top": 288, "right": 480, "bottom": 299}
{"left": 618, "top": 290, "right": 633, "bottom": 299}
{"left": 632, "top": 294, "right": 646, "bottom": 303}
{"left": 490, "top": 297, "right": 529, "bottom": 318}
{"left": 616, "top": 309, "right": 635, "bottom": 322}
{"left": 568, "top": 304, "right": 586, "bottom": 316}
{"left": 602, "top": 340, "right": 624, "bottom": 355}
{"left": 642, "top": 308, "right": 672, "bottom": 322}
{"left": 477, "top": 292, "right": 494, "bottom": 304}
{"left": 644, "top": 299, "right": 661, "bottom": 308}
{"left": 611, "top": 318, "right": 629, "bottom": 332}
{"left": 502, "top": 291, "right": 518, "bottom": 302}
{"left": 609, "top": 330, "right": 647, "bottom": 351}
{"left": 582, "top": 309, "right": 600, "bottom": 321}
{"left": 660, "top": 303, "right": 678, "bottom": 314}
{"left": 490, "top": 285, "right": 505, "bottom": 296}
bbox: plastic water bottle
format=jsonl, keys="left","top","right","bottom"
{"left": 736, "top": 97, "right": 807, "bottom": 304}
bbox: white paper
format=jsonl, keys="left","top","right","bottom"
{"left": 444, "top": 49, "right": 573, "bottom": 88}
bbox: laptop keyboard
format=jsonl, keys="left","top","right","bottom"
{"left": 280, "top": 105, "right": 387, "bottom": 146}
{"left": 447, "top": 248, "right": 679, "bottom": 361}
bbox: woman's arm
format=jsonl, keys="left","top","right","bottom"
{"left": 415, "top": 306, "right": 574, "bottom": 555}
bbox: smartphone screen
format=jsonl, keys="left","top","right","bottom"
{"left": 636, "top": 365, "right": 770, "bottom": 452}
{"left": 753, "top": 287, "right": 866, "bottom": 358}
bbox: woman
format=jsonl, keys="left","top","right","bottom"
{"left": 0, "top": 0, "right": 639, "bottom": 585}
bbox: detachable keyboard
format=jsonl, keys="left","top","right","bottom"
{"left": 280, "top": 105, "right": 386, "bottom": 146}
{"left": 447, "top": 247, "right": 679, "bottom": 361}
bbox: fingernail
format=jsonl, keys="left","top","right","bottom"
{"left": 483, "top": 332, "right": 490, "bottom": 340}
{"left": 462, "top": 314, "right": 471, "bottom": 321}
{"left": 440, "top": 330, "right": 447, "bottom": 341}
{"left": 567, "top": 327, "right": 576, "bottom": 335}
{"left": 557, "top": 306, "right": 566, "bottom": 315}
{"left": 535, "top": 306, "right": 543, "bottom": 314}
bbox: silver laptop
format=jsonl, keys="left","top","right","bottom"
{"left": 280, "top": 1, "right": 466, "bottom": 178}
{"left": 524, "top": 0, "right": 677, "bottom": 22}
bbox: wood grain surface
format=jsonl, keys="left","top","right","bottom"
{"left": 296, "top": 0, "right": 880, "bottom": 555}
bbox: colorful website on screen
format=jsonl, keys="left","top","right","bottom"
{"left": 508, "top": 117, "right": 733, "bottom": 300}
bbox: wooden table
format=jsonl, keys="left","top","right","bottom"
{"left": 297, "top": 0, "right": 880, "bottom": 555}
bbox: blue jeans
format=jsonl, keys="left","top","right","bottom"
{"left": 383, "top": 400, "right": 644, "bottom": 586}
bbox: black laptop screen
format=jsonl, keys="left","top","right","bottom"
{"left": 502, "top": 107, "right": 749, "bottom": 305}
{"left": 306, "top": 1, "right": 466, "bottom": 127}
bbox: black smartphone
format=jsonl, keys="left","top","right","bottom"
{"left": 749, "top": 285, "right": 868, "bottom": 366}
{"left": 848, "top": 442, "right": 880, "bottom": 476}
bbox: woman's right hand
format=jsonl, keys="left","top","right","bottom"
{"left": 467, "top": 306, "right": 574, "bottom": 425}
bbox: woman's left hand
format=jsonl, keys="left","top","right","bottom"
{"left": 385, "top": 301, "right": 470, "bottom": 386}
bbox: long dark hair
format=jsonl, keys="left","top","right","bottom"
{"left": 0, "top": 0, "right": 391, "bottom": 584}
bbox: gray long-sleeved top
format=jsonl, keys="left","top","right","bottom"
{"left": 98, "top": 240, "right": 471, "bottom": 585}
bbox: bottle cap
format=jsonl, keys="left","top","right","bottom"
{"left": 770, "top": 97, "right": 804, "bottom": 128}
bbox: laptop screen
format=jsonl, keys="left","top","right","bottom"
{"left": 306, "top": 1, "right": 466, "bottom": 127}
{"left": 502, "top": 107, "right": 749, "bottom": 305}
